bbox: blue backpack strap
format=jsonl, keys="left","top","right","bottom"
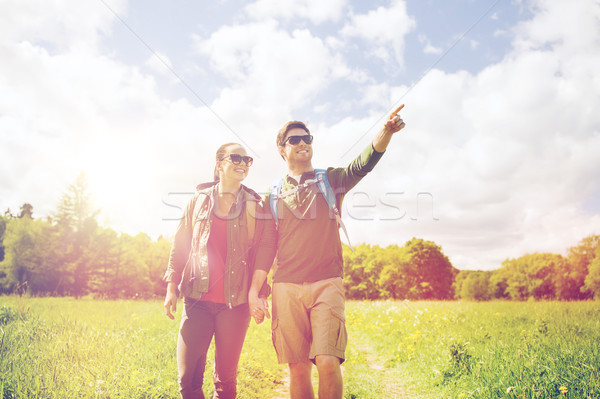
{"left": 269, "top": 178, "right": 283, "bottom": 228}
{"left": 314, "top": 169, "right": 336, "bottom": 211}
{"left": 314, "top": 169, "right": 354, "bottom": 251}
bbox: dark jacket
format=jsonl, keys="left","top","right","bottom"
{"left": 163, "top": 181, "right": 269, "bottom": 307}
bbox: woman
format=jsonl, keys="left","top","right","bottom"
{"left": 163, "top": 143, "right": 268, "bottom": 399}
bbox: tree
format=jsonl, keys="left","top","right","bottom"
{"left": 567, "top": 234, "right": 600, "bottom": 299}
{"left": 19, "top": 203, "right": 34, "bottom": 219}
{"left": 344, "top": 244, "right": 386, "bottom": 300}
{"left": 148, "top": 236, "right": 172, "bottom": 297}
{"left": 487, "top": 269, "right": 510, "bottom": 299}
{"left": 0, "top": 217, "right": 57, "bottom": 294}
{"left": 4, "top": 209, "right": 15, "bottom": 219}
{"left": 0, "top": 214, "right": 7, "bottom": 263}
{"left": 128, "top": 233, "right": 166, "bottom": 298}
{"left": 51, "top": 172, "right": 100, "bottom": 297}
{"left": 454, "top": 270, "right": 491, "bottom": 301}
{"left": 88, "top": 227, "right": 120, "bottom": 297}
{"left": 500, "top": 253, "right": 564, "bottom": 300}
{"left": 378, "top": 245, "right": 417, "bottom": 300}
{"left": 401, "top": 238, "right": 456, "bottom": 299}
{"left": 582, "top": 246, "right": 600, "bottom": 299}
{"left": 54, "top": 172, "right": 98, "bottom": 231}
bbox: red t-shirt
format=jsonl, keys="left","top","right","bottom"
{"left": 200, "top": 213, "right": 228, "bottom": 303}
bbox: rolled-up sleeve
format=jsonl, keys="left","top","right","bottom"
{"left": 163, "top": 196, "right": 194, "bottom": 284}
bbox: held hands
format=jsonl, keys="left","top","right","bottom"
{"left": 249, "top": 291, "right": 271, "bottom": 324}
{"left": 383, "top": 104, "right": 406, "bottom": 135}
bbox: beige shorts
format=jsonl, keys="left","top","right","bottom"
{"left": 271, "top": 277, "right": 347, "bottom": 364}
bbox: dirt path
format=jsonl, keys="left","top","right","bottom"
{"left": 361, "top": 346, "right": 417, "bottom": 399}
{"left": 270, "top": 350, "right": 415, "bottom": 399}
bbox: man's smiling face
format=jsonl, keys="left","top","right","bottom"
{"left": 279, "top": 128, "right": 313, "bottom": 164}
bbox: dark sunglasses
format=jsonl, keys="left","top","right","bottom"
{"left": 282, "top": 134, "right": 314, "bottom": 146}
{"left": 224, "top": 154, "right": 253, "bottom": 166}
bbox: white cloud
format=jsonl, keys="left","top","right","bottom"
{"left": 245, "top": 0, "right": 348, "bottom": 24}
{"left": 349, "top": 0, "right": 600, "bottom": 269}
{"left": 0, "top": 0, "right": 126, "bottom": 50}
{"left": 0, "top": 0, "right": 242, "bottom": 236}
{"left": 418, "top": 34, "right": 443, "bottom": 55}
{"left": 512, "top": 0, "right": 600, "bottom": 53}
{"left": 193, "top": 21, "right": 353, "bottom": 127}
{"left": 144, "top": 51, "right": 175, "bottom": 78}
{"left": 341, "top": 0, "right": 416, "bottom": 66}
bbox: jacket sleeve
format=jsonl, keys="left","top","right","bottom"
{"left": 253, "top": 195, "right": 278, "bottom": 274}
{"left": 163, "top": 195, "right": 195, "bottom": 284}
{"left": 327, "top": 144, "right": 385, "bottom": 203}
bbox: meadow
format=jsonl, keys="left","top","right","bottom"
{"left": 1, "top": 297, "right": 599, "bottom": 398}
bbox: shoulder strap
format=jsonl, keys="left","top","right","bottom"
{"left": 269, "top": 178, "right": 283, "bottom": 228}
{"left": 314, "top": 169, "right": 354, "bottom": 251}
{"left": 314, "top": 169, "right": 336, "bottom": 210}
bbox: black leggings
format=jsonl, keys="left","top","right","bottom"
{"left": 177, "top": 299, "right": 250, "bottom": 399}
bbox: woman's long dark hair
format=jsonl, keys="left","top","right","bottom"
{"left": 214, "top": 143, "right": 241, "bottom": 181}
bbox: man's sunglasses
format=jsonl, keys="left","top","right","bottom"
{"left": 224, "top": 154, "right": 253, "bottom": 166}
{"left": 282, "top": 134, "right": 314, "bottom": 146}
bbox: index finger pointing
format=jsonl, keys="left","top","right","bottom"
{"left": 389, "top": 104, "right": 405, "bottom": 118}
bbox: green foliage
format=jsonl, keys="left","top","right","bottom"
{"left": 18, "top": 203, "right": 34, "bottom": 219}
{"left": 0, "top": 217, "right": 52, "bottom": 294}
{"left": 378, "top": 245, "right": 418, "bottom": 300}
{"left": 0, "top": 174, "right": 171, "bottom": 299}
{"left": 0, "top": 214, "right": 8, "bottom": 264}
{"left": 583, "top": 246, "right": 600, "bottom": 299}
{"left": 455, "top": 251, "right": 596, "bottom": 302}
{"left": 343, "top": 244, "right": 386, "bottom": 299}
{"left": 343, "top": 239, "right": 457, "bottom": 300}
{"left": 567, "top": 234, "right": 600, "bottom": 299}
{"left": 443, "top": 342, "right": 473, "bottom": 381}
{"left": 454, "top": 271, "right": 492, "bottom": 301}
{"left": 402, "top": 238, "right": 456, "bottom": 299}
{"left": 53, "top": 171, "right": 98, "bottom": 231}
{"left": 500, "top": 253, "right": 562, "bottom": 300}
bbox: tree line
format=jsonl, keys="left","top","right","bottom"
{"left": 1, "top": 175, "right": 599, "bottom": 300}
{"left": 0, "top": 174, "right": 170, "bottom": 298}
{"left": 453, "top": 235, "right": 600, "bottom": 301}
{"left": 342, "top": 235, "right": 600, "bottom": 301}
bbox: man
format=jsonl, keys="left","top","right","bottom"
{"left": 248, "top": 105, "right": 406, "bottom": 399}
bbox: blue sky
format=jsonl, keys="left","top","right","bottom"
{"left": 1, "top": 0, "right": 599, "bottom": 270}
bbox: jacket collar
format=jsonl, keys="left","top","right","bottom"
{"left": 195, "top": 181, "right": 260, "bottom": 209}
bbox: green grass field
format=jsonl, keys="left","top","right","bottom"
{"left": 1, "top": 297, "right": 599, "bottom": 398}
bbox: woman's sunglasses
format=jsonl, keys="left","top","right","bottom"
{"left": 224, "top": 154, "right": 253, "bottom": 167}
{"left": 282, "top": 134, "right": 314, "bottom": 146}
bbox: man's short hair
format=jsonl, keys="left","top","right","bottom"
{"left": 276, "top": 121, "right": 310, "bottom": 147}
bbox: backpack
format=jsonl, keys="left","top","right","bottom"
{"left": 269, "top": 169, "right": 353, "bottom": 250}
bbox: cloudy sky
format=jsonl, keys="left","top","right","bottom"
{"left": 1, "top": 0, "right": 599, "bottom": 270}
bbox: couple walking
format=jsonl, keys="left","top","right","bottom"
{"left": 163, "top": 106, "right": 406, "bottom": 399}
